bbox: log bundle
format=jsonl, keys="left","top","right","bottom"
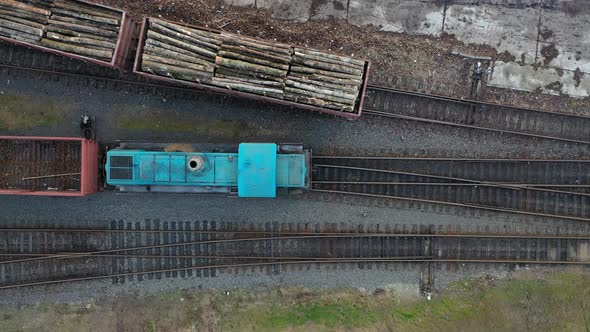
{"left": 0, "top": 0, "right": 122, "bottom": 62}
{"left": 141, "top": 19, "right": 218, "bottom": 84}
{"left": 42, "top": 0, "right": 121, "bottom": 61}
{"left": 212, "top": 32, "right": 291, "bottom": 99}
{"left": 286, "top": 48, "right": 364, "bottom": 112}
{"left": 0, "top": 0, "right": 50, "bottom": 44}
{"left": 141, "top": 18, "right": 366, "bottom": 113}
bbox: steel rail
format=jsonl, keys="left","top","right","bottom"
{"left": 367, "top": 85, "right": 478, "bottom": 105}
{"left": 0, "top": 234, "right": 443, "bottom": 265}
{"left": 312, "top": 156, "right": 590, "bottom": 162}
{"left": 312, "top": 181, "right": 590, "bottom": 189}
{"left": 313, "top": 164, "right": 590, "bottom": 196}
{"left": 362, "top": 109, "right": 590, "bottom": 145}
{"left": 366, "top": 84, "right": 590, "bottom": 120}
{"left": 2, "top": 258, "right": 590, "bottom": 290}
{"left": 4, "top": 231, "right": 589, "bottom": 265}
{"left": 0, "top": 63, "right": 226, "bottom": 96}
{"left": 0, "top": 230, "right": 587, "bottom": 239}
{"left": 310, "top": 189, "right": 590, "bottom": 222}
{"left": 0, "top": 254, "right": 431, "bottom": 260}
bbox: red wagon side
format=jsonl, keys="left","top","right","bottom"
{"left": 0, "top": 136, "right": 99, "bottom": 196}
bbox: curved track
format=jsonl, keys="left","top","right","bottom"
{"left": 1, "top": 221, "right": 589, "bottom": 290}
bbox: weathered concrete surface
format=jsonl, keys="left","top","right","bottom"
{"left": 450, "top": 0, "right": 541, "bottom": 5}
{"left": 539, "top": 9, "right": 590, "bottom": 72}
{"left": 489, "top": 61, "right": 590, "bottom": 97}
{"left": 225, "top": 0, "right": 590, "bottom": 97}
{"left": 443, "top": 2, "right": 590, "bottom": 73}
{"left": 257, "top": 0, "right": 312, "bottom": 22}
{"left": 348, "top": 0, "right": 444, "bottom": 35}
{"left": 252, "top": 0, "right": 445, "bottom": 35}
{"left": 444, "top": 5, "right": 540, "bottom": 64}
{"left": 548, "top": 0, "right": 590, "bottom": 15}
{"left": 310, "top": 0, "right": 348, "bottom": 20}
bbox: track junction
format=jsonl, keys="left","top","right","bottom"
{"left": 313, "top": 157, "right": 590, "bottom": 222}
{"left": 2, "top": 42, "right": 590, "bottom": 292}
{"left": 1, "top": 221, "right": 589, "bottom": 290}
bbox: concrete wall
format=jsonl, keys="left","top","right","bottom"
{"left": 224, "top": 0, "right": 590, "bottom": 97}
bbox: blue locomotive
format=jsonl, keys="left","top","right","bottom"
{"left": 106, "top": 143, "right": 311, "bottom": 197}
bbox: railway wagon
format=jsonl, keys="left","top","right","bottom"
{"left": 106, "top": 142, "right": 311, "bottom": 198}
{"left": 0, "top": 0, "right": 134, "bottom": 70}
{"left": 133, "top": 17, "right": 370, "bottom": 119}
{"left": 0, "top": 136, "right": 99, "bottom": 196}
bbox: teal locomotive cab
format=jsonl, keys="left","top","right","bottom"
{"left": 106, "top": 143, "right": 310, "bottom": 197}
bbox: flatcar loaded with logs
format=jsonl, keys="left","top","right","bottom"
{"left": 134, "top": 17, "right": 370, "bottom": 119}
{"left": 0, "top": 0, "right": 134, "bottom": 68}
{"left": 0, "top": 1, "right": 369, "bottom": 118}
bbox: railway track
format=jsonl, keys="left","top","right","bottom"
{"left": 365, "top": 85, "right": 590, "bottom": 145}
{"left": 0, "top": 42, "right": 226, "bottom": 102}
{"left": 3, "top": 42, "right": 586, "bottom": 147}
{"left": 312, "top": 157, "right": 590, "bottom": 221}
{"left": 1, "top": 221, "right": 589, "bottom": 290}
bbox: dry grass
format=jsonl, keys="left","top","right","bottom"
{"left": 2, "top": 271, "right": 590, "bottom": 331}
{"left": 0, "top": 94, "right": 68, "bottom": 130}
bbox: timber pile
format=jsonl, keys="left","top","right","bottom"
{"left": 42, "top": 0, "right": 121, "bottom": 61}
{"left": 141, "top": 18, "right": 219, "bottom": 83}
{"left": 211, "top": 33, "right": 291, "bottom": 99}
{"left": 286, "top": 48, "right": 365, "bottom": 112}
{"left": 0, "top": 0, "right": 50, "bottom": 44}
{"left": 141, "top": 19, "right": 366, "bottom": 113}
{"left": 0, "top": 0, "right": 122, "bottom": 62}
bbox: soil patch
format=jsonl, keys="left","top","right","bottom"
{"left": 540, "top": 43, "right": 559, "bottom": 65}
{"left": 573, "top": 68, "right": 583, "bottom": 87}
{"left": 560, "top": 0, "right": 590, "bottom": 16}
{"left": 539, "top": 28, "right": 553, "bottom": 41}
{"left": 545, "top": 81, "right": 563, "bottom": 92}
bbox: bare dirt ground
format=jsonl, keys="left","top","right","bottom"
{"left": 95, "top": 0, "right": 590, "bottom": 115}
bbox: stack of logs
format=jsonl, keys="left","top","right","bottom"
{"left": 141, "top": 18, "right": 365, "bottom": 113}
{"left": 141, "top": 18, "right": 218, "bottom": 83}
{"left": 286, "top": 48, "right": 365, "bottom": 112}
{"left": 0, "top": 0, "right": 50, "bottom": 44}
{"left": 212, "top": 33, "right": 291, "bottom": 99}
{"left": 42, "top": 0, "right": 120, "bottom": 61}
{"left": 0, "top": 0, "right": 121, "bottom": 62}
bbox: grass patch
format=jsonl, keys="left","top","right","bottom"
{"left": 113, "top": 106, "right": 282, "bottom": 138}
{"left": 2, "top": 271, "right": 590, "bottom": 331}
{"left": 261, "top": 301, "right": 378, "bottom": 330}
{"left": 0, "top": 95, "right": 68, "bottom": 130}
{"left": 394, "top": 307, "right": 417, "bottom": 321}
{"left": 115, "top": 112, "right": 252, "bottom": 138}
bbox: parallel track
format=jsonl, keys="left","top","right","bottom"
{"left": 2, "top": 42, "right": 584, "bottom": 147}
{"left": 0, "top": 42, "right": 227, "bottom": 102}
{"left": 312, "top": 157, "right": 590, "bottom": 221}
{"left": 1, "top": 221, "right": 589, "bottom": 289}
{"left": 365, "top": 85, "right": 590, "bottom": 145}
